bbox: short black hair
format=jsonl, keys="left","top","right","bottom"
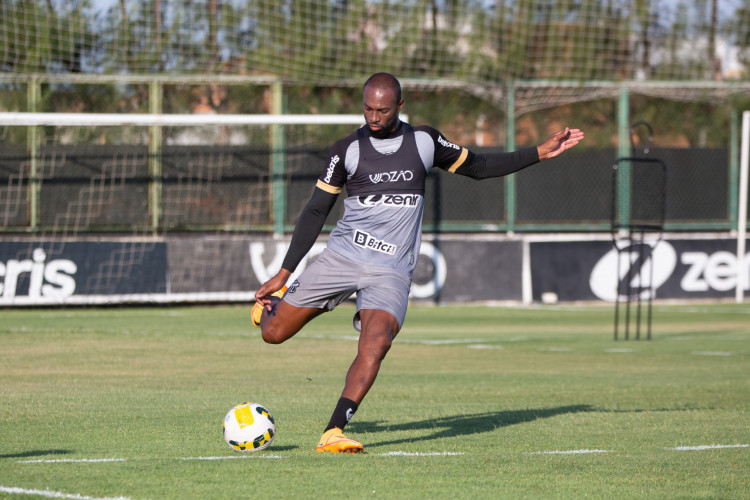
{"left": 363, "top": 73, "right": 402, "bottom": 101}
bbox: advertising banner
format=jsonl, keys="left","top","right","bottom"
{"left": 0, "top": 241, "right": 167, "bottom": 305}
{"left": 3, "top": 235, "right": 746, "bottom": 306}
{"left": 165, "top": 236, "right": 524, "bottom": 303}
{"left": 1, "top": 236, "right": 523, "bottom": 305}
{"left": 530, "top": 238, "right": 749, "bottom": 302}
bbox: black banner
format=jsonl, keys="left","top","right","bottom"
{"left": 531, "top": 238, "right": 749, "bottom": 302}
{"left": 0, "top": 241, "right": 167, "bottom": 304}
{"left": 2, "top": 235, "right": 746, "bottom": 306}
{"left": 165, "top": 236, "right": 524, "bottom": 303}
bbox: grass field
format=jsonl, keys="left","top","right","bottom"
{"left": 1, "top": 302, "right": 748, "bottom": 499}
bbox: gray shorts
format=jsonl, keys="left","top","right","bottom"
{"left": 283, "top": 248, "right": 412, "bottom": 331}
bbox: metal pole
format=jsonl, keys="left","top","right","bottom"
{"left": 729, "top": 108, "right": 739, "bottom": 230}
{"left": 617, "top": 86, "right": 631, "bottom": 229}
{"left": 505, "top": 80, "right": 516, "bottom": 234}
{"left": 148, "top": 80, "right": 163, "bottom": 233}
{"left": 27, "top": 78, "right": 41, "bottom": 231}
{"left": 614, "top": 240, "right": 621, "bottom": 341}
{"left": 624, "top": 236, "right": 632, "bottom": 341}
{"left": 635, "top": 229, "right": 645, "bottom": 340}
{"left": 647, "top": 238, "right": 655, "bottom": 340}
{"left": 271, "top": 81, "right": 287, "bottom": 236}
{"left": 737, "top": 111, "right": 749, "bottom": 303}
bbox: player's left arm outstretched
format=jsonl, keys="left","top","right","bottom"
{"left": 433, "top": 126, "right": 584, "bottom": 181}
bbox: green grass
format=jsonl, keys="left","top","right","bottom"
{"left": 1, "top": 302, "right": 748, "bottom": 499}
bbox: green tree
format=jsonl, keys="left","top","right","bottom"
{"left": 731, "top": 0, "right": 750, "bottom": 75}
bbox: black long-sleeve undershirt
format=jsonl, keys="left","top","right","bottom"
{"left": 281, "top": 187, "right": 338, "bottom": 273}
{"left": 454, "top": 147, "right": 539, "bottom": 180}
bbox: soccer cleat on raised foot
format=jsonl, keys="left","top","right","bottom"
{"left": 316, "top": 427, "right": 364, "bottom": 453}
{"left": 251, "top": 286, "right": 287, "bottom": 328}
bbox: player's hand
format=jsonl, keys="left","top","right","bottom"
{"left": 255, "top": 269, "right": 291, "bottom": 310}
{"left": 537, "top": 127, "right": 584, "bottom": 160}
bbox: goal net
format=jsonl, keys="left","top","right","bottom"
{"left": 2, "top": 0, "right": 750, "bottom": 111}
{"left": 0, "top": 113, "right": 362, "bottom": 231}
{"left": 0, "top": 113, "right": 364, "bottom": 305}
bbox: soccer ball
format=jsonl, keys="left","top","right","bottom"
{"left": 223, "top": 402, "right": 275, "bottom": 452}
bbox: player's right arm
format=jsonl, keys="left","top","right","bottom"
{"left": 255, "top": 140, "right": 348, "bottom": 306}
{"left": 255, "top": 187, "right": 338, "bottom": 307}
{"left": 279, "top": 187, "right": 339, "bottom": 274}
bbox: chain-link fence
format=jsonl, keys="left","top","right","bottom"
{"left": 0, "top": 145, "right": 740, "bottom": 233}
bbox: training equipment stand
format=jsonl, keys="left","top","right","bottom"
{"left": 610, "top": 122, "right": 667, "bottom": 341}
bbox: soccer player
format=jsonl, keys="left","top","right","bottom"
{"left": 252, "top": 72, "right": 584, "bottom": 453}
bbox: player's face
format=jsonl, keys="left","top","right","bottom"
{"left": 363, "top": 85, "right": 403, "bottom": 139}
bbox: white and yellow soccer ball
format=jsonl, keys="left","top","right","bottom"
{"left": 223, "top": 402, "right": 275, "bottom": 452}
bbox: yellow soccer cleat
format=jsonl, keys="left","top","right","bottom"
{"left": 316, "top": 427, "right": 364, "bottom": 453}
{"left": 251, "top": 286, "right": 287, "bottom": 328}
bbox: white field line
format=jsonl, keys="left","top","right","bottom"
{"left": 377, "top": 451, "right": 464, "bottom": 457}
{"left": 180, "top": 455, "right": 284, "bottom": 460}
{"left": 653, "top": 306, "right": 750, "bottom": 315}
{"left": 669, "top": 444, "right": 749, "bottom": 451}
{"left": 400, "top": 338, "right": 492, "bottom": 345}
{"left": 519, "top": 305, "right": 750, "bottom": 316}
{"left": 691, "top": 351, "right": 733, "bottom": 356}
{"left": 17, "top": 458, "right": 125, "bottom": 464}
{"left": 305, "top": 334, "right": 494, "bottom": 345}
{"left": 305, "top": 334, "right": 361, "bottom": 342}
{"left": 0, "top": 485, "right": 130, "bottom": 500}
{"left": 670, "top": 336, "right": 748, "bottom": 341}
{"left": 521, "top": 305, "right": 611, "bottom": 313}
{"left": 531, "top": 449, "right": 613, "bottom": 455}
{"left": 17, "top": 456, "right": 286, "bottom": 464}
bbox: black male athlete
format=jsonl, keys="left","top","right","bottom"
{"left": 252, "top": 73, "right": 584, "bottom": 453}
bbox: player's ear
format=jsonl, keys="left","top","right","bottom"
{"left": 397, "top": 99, "right": 404, "bottom": 112}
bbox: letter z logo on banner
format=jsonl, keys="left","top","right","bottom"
{"left": 589, "top": 241, "right": 677, "bottom": 302}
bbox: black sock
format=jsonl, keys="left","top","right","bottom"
{"left": 325, "top": 397, "right": 358, "bottom": 432}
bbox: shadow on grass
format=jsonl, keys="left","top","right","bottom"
{"left": 0, "top": 449, "right": 73, "bottom": 459}
{"left": 351, "top": 405, "right": 706, "bottom": 448}
{"left": 350, "top": 405, "right": 593, "bottom": 448}
{"left": 269, "top": 445, "right": 299, "bottom": 451}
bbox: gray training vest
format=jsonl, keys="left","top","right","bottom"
{"left": 326, "top": 124, "right": 428, "bottom": 275}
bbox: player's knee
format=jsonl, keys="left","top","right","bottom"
{"left": 377, "top": 337, "right": 392, "bottom": 359}
{"left": 261, "top": 323, "right": 287, "bottom": 344}
{"left": 366, "top": 331, "right": 393, "bottom": 359}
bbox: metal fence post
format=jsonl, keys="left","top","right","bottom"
{"left": 729, "top": 108, "right": 739, "bottom": 230}
{"left": 148, "top": 80, "right": 163, "bottom": 232}
{"left": 617, "top": 85, "right": 631, "bottom": 228}
{"left": 505, "top": 80, "right": 516, "bottom": 234}
{"left": 271, "top": 80, "right": 287, "bottom": 236}
{"left": 27, "top": 77, "right": 41, "bottom": 231}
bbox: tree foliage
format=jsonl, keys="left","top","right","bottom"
{"left": 1, "top": 0, "right": 747, "bottom": 82}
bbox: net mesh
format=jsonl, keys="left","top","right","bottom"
{"left": 1, "top": 0, "right": 749, "bottom": 112}
{"left": 0, "top": 120, "right": 370, "bottom": 233}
